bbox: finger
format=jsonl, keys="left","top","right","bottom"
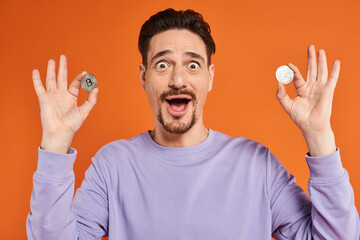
{"left": 57, "top": 55, "right": 68, "bottom": 90}
{"left": 68, "top": 71, "right": 87, "bottom": 98}
{"left": 79, "top": 87, "right": 99, "bottom": 119}
{"left": 276, "top": 82, "right": 293, "bottom": 114}
{"left": 328, "top": 60, "right": 340, "bottom": 91}
{"left": 46, "top": 59, "right": 57, "bottom": 91}
{"left": 288, "top": 63, "right": 305, "bottom": 89}
{"left": 32, "top": 69, "right": 46, "bottom": 98}
{"left": 317, "top": 49, "right": 328, "bottom": 84}
{"left": 306, "top": 45, "right": 317, "bottom": 83}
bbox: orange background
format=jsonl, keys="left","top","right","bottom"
{"left": 1, "top": 0, "right": 359, "bottom": 239}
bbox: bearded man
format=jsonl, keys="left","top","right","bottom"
{"left": 27, "top": 8, "right": 359, "bottom": 240}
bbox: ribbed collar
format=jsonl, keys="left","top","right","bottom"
{"left": 141, "top": 128, "right": 217, "bottom": 161}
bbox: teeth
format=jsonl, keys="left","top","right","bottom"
{"left": 165, "top": 95, "right": 192, "bottom": 101}
{"left": 166, "top": 99, "right": 190, "bottom": 103}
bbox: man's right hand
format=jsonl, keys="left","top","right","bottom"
{"left": 32, "top": 55, "right": 99, "bottom": 154}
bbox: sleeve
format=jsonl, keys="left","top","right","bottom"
{"left": 26, "top": 147, "right": 109, "bottom": 240}
{"left": 268, "top": 148, "right": 360, "bottom": 240}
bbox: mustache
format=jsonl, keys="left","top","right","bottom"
{"left": 159, "top": 89, "right": 197, "bottom": 102}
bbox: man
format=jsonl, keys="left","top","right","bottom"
{"left": 27, "top": 8, "right": 359, "bottom": 239}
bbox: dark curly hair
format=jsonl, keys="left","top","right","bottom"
{"left": 138, "top": 8, "right": 216, "bottom": 68}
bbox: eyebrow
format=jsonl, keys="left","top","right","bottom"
{"left": 150, "top": 49, "right": 172, "bottom": 65}
{"left": 150, "top": 49, "right": 205, "bottom": 65}
{"left": 184, "top": 52, "right": 205, "bottom": 64}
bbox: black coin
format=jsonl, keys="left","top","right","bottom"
{"left": 81, "top": 73, "right": 97, "bottom": 92}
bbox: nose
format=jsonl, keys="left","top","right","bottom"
{"left": 168, "top": 65, "right": 187, "bottom": 89}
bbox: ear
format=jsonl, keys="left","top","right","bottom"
{"left": 208, "top": 64, "right": 215, "bottom": 92}
{"left": 139, "top": 63, "right": 146, "bottom": 90}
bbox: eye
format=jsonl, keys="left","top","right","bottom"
{"left": 156, "top": 61, "right": 168, "bottom": 70}
{"left": 188, "top": 62, "right": 199, "bottom": 69}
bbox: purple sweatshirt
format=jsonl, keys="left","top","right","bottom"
{"left": 27, "top": 129, "right": 359, "bottom": 239}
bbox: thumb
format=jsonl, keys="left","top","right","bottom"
{"left": 276, "top": 83, "right": 292, "bottom": 114}
{"left": 79, "top": 88, "right": 99, "bottom": 119}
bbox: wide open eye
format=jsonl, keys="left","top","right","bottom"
{"left": 156, "top": 61, "right": 169, "bottom": 70}
{"left": 188, "top": 62, "right": 199, "bottom": 69}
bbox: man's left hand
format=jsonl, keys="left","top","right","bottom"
{"left": 276, "top": 45, "right": 340, "bottom": 157}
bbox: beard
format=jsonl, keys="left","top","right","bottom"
{"left": 157, "top": 106, "right": 197, "bottom": 134}
{"left": 157, "top": 89, "right": 198, "bottom": 134}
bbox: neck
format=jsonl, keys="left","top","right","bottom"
{"left": 150, "top": 122, "right": 209, "bottom": 148}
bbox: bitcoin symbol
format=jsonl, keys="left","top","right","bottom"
{"left": 86, "top": 79, "right": 93, "bottom": 87}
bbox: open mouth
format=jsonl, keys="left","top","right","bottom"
{"left": 165, "top": 95, "right": 192, "bottom": 117}
{"left": 166, "top": 98, "right": 191, "bottom": 107}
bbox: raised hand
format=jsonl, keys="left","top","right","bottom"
{"left": 276, "top": 45, "right": 339, "bottom": 156}
{"left": 33, "top": 55, "right": 99, "bottom": 153}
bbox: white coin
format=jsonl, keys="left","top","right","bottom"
{"left": 275, "top": 65, "right": 294, "bottom": 84}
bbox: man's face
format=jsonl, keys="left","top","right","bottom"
{"left": 139, "top": 29, "right": 214, "bottom": 134}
